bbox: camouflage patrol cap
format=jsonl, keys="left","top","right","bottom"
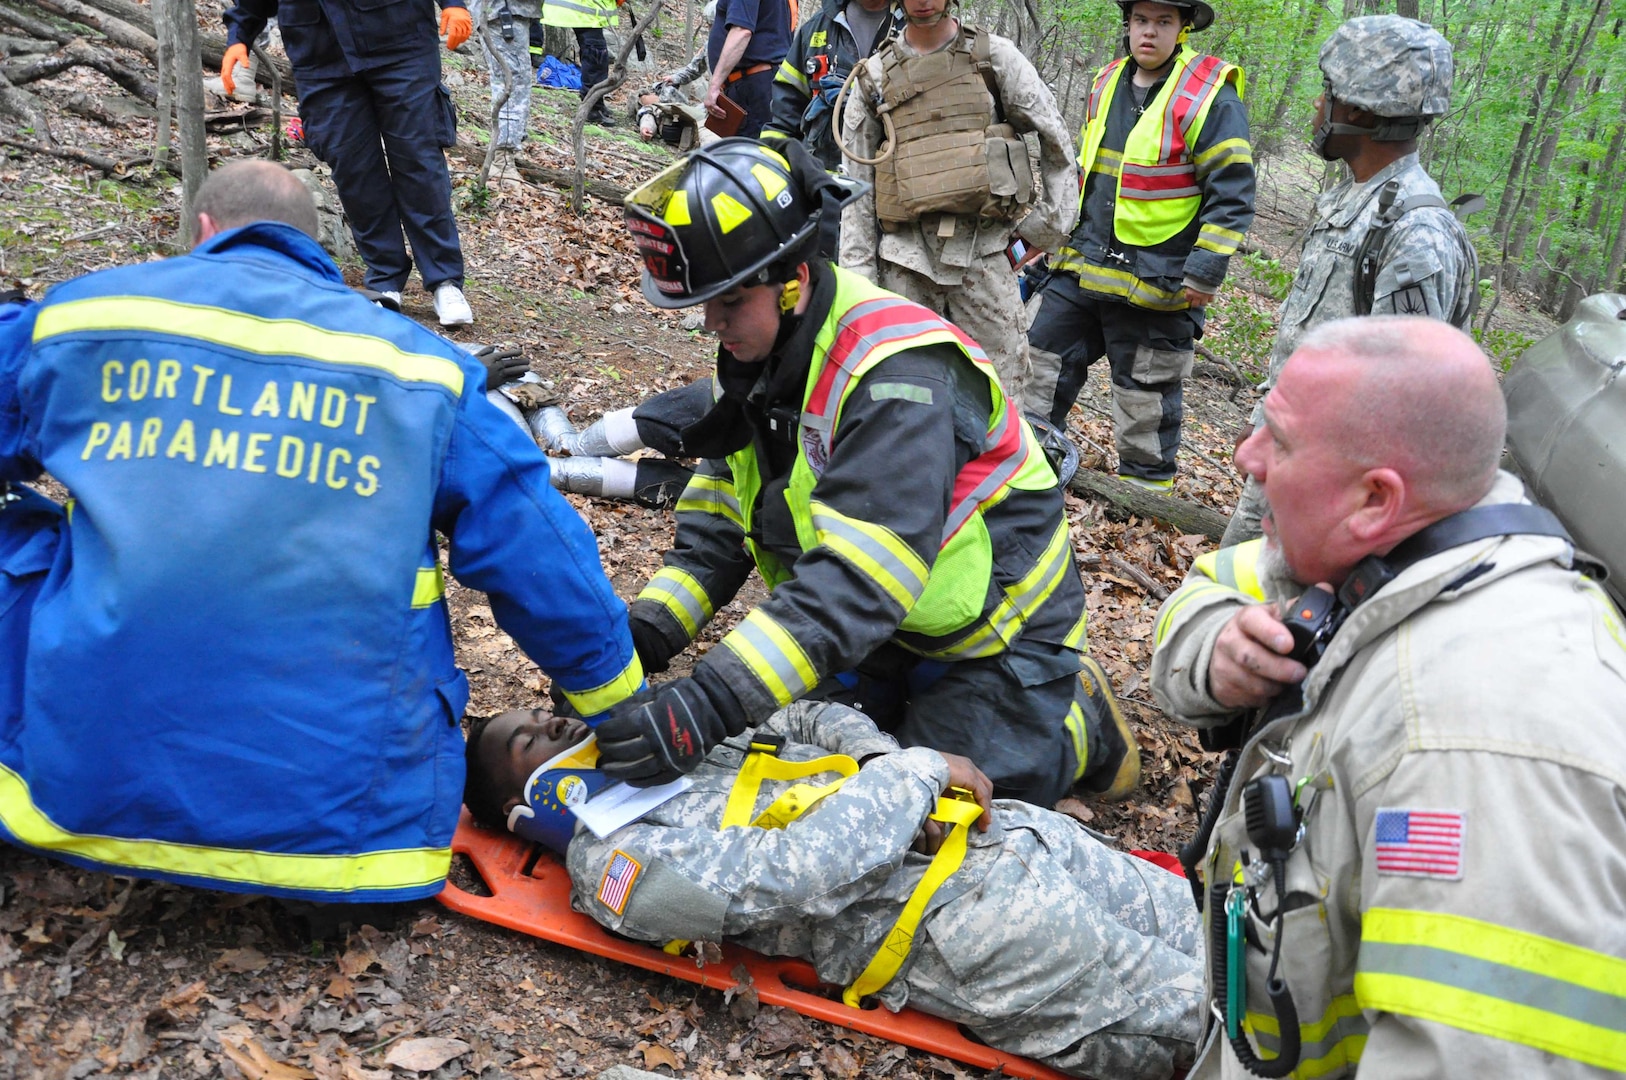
{"left": 1319, "top": 15, "right": 1452, "bottom": 119}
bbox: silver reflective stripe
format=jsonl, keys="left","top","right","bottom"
{"left": 728, "top": 614, "right": 816, "bottom": 703}
{"left": 941, "top": 404, "right": 1028, "bottom": 542}
{"left": 1250, "top": 1012, "right": 1369, "bottom": 1062}
{"left": 1359, "top": 941, "right": 1626, "bottom": 1034}
{"left": 811, "top": 506, "right": 928, "bottom": 604}
{"left": 643, "top": 570, "right": 712, "bottom": 636}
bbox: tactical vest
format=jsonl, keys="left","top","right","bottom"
{"left": 726, "top": 267, "right": 1060, "bottom": 656}
{"left": 861, "top": 27, "right": 1034, "bottom": 226}
{"left": 1078, "top": 46, "right": 1243, "bottom": 248}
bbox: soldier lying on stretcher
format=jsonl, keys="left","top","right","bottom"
{"left": 463, "top": 700, "right": 1202, "bottom": 1080}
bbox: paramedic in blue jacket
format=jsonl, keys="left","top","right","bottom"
{"left": 221, "top": 0, "right": 477, "bottom": 327}
{"left": 0, "top": 161, "right": 644, "bottom": 904}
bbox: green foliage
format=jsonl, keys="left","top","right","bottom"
{"left": 1474, "top": 326, "right": 1536, "bottom": 373}
{"left": 1242, "top": 251, "right": 1293, "bottom": 301}
{"left": 1205, "top": 289, "right": 1276, "bottom": 379}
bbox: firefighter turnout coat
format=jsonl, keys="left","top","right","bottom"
{"left": 0, "top": 224, "right": 643, "bottom": 902}
{"left": 631, "top": 263, "right": 1086, "bottom": 724}
{"left": 1149, "top": 472, "right": 1626, "bottom": 1078}
{"left": 1053, "top": 44, "right": 1255, "bottom": 309}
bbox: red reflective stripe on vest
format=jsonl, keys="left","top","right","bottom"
{"left": 1162, "top": 54, "right": 1228, "bottom": 161}
{"left": 1086, "top": 59, "right": 1125, "bottom": 124}
{"left": 1121, "top": 163, "right": 1200, "bottom": 192}
{"left": 806, "top": 297, "right": 927, "bottom": 421}
{"left": 945, "top": 398, "right": 1030, "bottom": 543}
{"left": 805, "top": 290, "right": 1027, "bottom": 547}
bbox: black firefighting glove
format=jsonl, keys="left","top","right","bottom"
{"left": 628, "top": 614, "right": 678, "bottom": 675}
{"left": 470, "top": 344, "right": 529, "bottom": 387}
{"left": 595, "top": 666, "right": 746, "bottom": 786}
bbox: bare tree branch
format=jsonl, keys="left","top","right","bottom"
{"left": 571, "top": 1, "right": 661, "bottom": 214}
{"left": 475, "top": 10, "right": 515, "bottom": 192}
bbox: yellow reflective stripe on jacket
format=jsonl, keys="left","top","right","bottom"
{"left": 1062, "top": 605, "right": 1089, "bottom": 651}
{"left": 1154, "top": 580, "right": 1233, "bottom": 646}
{"left": 1194, "top": 136, "right": 1253, "bottom": 178}
{"left": 1197, "top": 222, "right": 1247, "bottom": 256}
{"left": 1088, "top": 146, "right": 1123, "bottom": 178}
{"left": 1355, "top": 907, "right": 1626, "bottom": 1072}
{"left": 719, "top": 609, "right": 818, "bottom": 707}
{"left": 924, "top": 519, "right": 1074, "bottom": 659}
{"left": 1193, "top": 539, "right": 1266, "bottom": 597}
{"left": 411, "top": 564, "right": 445, "bottom": 609}
{"left": 558, "top": 652, "right": 646, "bottom": 717}
{"left": 1245, "top": 993, "right": 1368, "bottom": 1078}
{"left": 1051, "top": 259, "right": 1189, "bottom": 311}
{"left": 674, "top": 472, "right": 743, "bottom": 529}
{"left": 637, "top": 566, "right": 715, "bottom": 638}
{"left": 0, "top": 763, "right": 449, "bottom": 893}
{"left": 843, "top": 793, "right": 982, "bottom": 1006}
{"left": 776, "top": 58, "right": 810, "bottom": 93}
{"left": 809, "top": 500, "right": 929, "bottom": 613}
{"left": 33, "top": 296, "right": 465, "bottom": 395}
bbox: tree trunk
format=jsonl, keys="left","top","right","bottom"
{"left": 571, "top": 3, "right": 660, "bottom": 213}
{"left": 543, "top": 23, "right": 573, "bottom": 62}
{"left": 153, "top": 0, "right": 208, "bottom": 244}
{"left": 1506, "top": 0, "right": 1607, "bottom": 271}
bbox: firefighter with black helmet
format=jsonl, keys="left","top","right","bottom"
{"left": 595, "top": 138, "right": 1141, "bottom": 807}
{"left": 1024, "top": 0, "right": 1255, "bottom": 492}
{"left": 1219, "top": 14, "right": 1478, "bottom": 547}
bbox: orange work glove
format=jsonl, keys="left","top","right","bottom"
{"left": 220, "top": 42, "right": 249, "bottom": 97}
{"left": 440, "top": 6, "right": 472, "bottom": 50}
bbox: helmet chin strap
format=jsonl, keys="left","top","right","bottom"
{"left": 1310, "top": 93, "right": 1379, "bottom": 159}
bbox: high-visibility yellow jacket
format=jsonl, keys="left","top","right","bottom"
{"left": 1149, "top": 473, "right": 1626, "bottom": 1078}
{"left": 631, "top": 264, "right": 1086, "bottom": 723}
{"left": 1052, "top": 45, "right": 1255, "bottom": 311}
{"left": 539, "top": 0, "right": 614, "bottom": 30}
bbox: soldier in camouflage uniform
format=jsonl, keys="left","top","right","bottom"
{"left": 465, "top": 700, "right": 1204, "bottom": 1080}
{"left": 838, "top": 0, "right": 1077, "bottom": 399}
{"left": 473, "top": 0, "right": 542, "bottom": 149}
{"left": 1220, "top": 15, "right": 1478, "bottom": 547}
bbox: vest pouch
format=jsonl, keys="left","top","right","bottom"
{"left": 900, "top": 512, "right": 992, "bottom": 638}
{"left": 982, "top": 124, "right": 1033, "bottom": 212}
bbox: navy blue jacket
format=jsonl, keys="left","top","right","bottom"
{"left": 0, "top": 224, "right": 641, "bottom": 901}
{"left": 225, "top": 0, "right": 465, "bottom": 78}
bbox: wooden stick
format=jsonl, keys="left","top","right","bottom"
{"left": 1105, "top": 552, "right": 1170, "bottom": 600}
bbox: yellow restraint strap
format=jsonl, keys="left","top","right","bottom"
{"left": 666, "top": 737, "right": 981, "bottom": 1003}
{"left": 842, "top": 791, "right": 981, "bottom": 1007}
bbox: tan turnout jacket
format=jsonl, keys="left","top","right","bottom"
{"left": 1151, "top": 472, "right": 1626, "bottom": 1079}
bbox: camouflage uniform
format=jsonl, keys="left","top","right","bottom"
{"left": 1221, "top": 17, "right": 1478, "bottom": 546}
{"left": 839, "top": 29, "right": 1077, "bottom": 400}
{"left": 472, "top": 0, "right": 543, "bottom": 149}
{"left": 568, "top": 699, "right": 1203, "bottom": 1080}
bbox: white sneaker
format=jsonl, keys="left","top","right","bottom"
{"left": 372, "top": 289, "right": 402, "bottom": 311}
{"left": 433, "top": 283, "right": 474, "bottom": 327}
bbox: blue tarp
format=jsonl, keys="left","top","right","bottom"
{"left": 537, "top": 56, "right": 583, "bottom": 90}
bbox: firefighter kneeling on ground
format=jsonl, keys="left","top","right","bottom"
{"left": 592, "top": 138, "right": 1139, "bottom": 807}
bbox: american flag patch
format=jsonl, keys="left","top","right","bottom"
{"left": 597, "top": 851, "right": 642, "bottom": 914}
{"left": 1374, "top": 808, "right": 1465, "bottom": 880}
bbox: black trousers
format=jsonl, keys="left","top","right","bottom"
{"left": 296, "top": 48, "right": 465, "bottom": 292}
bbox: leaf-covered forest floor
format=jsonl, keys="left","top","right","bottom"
{"left": 0, "top": 10, "right": 1558, "bottom": 1078}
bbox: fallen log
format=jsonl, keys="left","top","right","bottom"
{"left": 0, "top": 131, "right": 183, "bottom": 175}
{"left": 3, "top": 38, "right": 157, "bottom": 102}
{"left": 29, "top": 0, "right": 157, "bottom": 61}
{"left": 0, "top": 63, "right": 51, "bottom": 141}
{"left": 1067, "top": 468, "right": 1230, "bottom": 543}
{"left": 452, "top": 144, "right": 631, "bottom": 204}
{"left": 0, "top": 31, "right": 56, "bottom": 52}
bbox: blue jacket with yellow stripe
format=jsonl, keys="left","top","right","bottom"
{"left": 0, "top": 224, "right": 641, "bottom": 902}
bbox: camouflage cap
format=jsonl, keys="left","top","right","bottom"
{"left": 1319, "top": 15, "right": 1453, "bottom": 119}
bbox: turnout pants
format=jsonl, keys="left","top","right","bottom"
{"left": 879, "top": 258, "right": 1032, "bottom": 404}
{"left": 297, "top": 49, "right": 465, "bottom": 292}
{"left": 808, "top": 637, "right": 1117, "bottom": 807}
{"left": 1023, "top": 272, "right": 1195, "bottom": 483}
